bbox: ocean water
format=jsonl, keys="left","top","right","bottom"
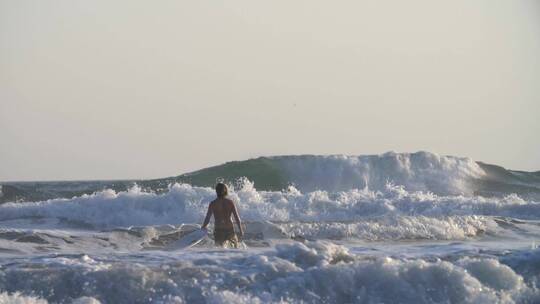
{"left": 1, "top": 152, "right": 540, "bottom": 303}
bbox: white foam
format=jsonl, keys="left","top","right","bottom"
{"left": 0, "top": 294, "right": 102, "bottom": 304}
{"left": 0, "top": 292, "right": 47, "bottom": 304}
{"left": 280, "top": 215, "right": 492, "bottom": 241}
{"left": 2, "top": 241, "right": 538, "bottom": 303}
{"left": 0, "top": 181, "right": 538, "bottom": 232}
{"left": 273, "top": 151, "right": 486, "bottom": 195}
{"left": 71, "top": 297, "right": 102, "bottom": 304}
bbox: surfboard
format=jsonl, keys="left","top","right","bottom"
{"left": 165, "top": 229, "right": 208, "bottom": 250}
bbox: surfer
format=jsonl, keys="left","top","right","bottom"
{"left": 201, "top": 183, "right": 244, "bottom": 247}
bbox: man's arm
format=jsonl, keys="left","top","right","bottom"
{"left": 201, "top": 203, "right": 213, "bottom": 230}
{"left": 231, "top": 200, "right": 243, "bottom": 237}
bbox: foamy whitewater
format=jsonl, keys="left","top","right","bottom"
{"left": 1, "top": 152, "right": 540, "bottom": 303}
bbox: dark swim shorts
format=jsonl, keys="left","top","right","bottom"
{"left": 214, "top": 227, "right": 238, "bottom": 248}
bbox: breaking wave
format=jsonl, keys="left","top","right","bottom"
{"left": 0, "top": 181, "right": 539, "bottom": 242}
{"left": 3, "top": 151, "right": 539, "bottom": 204}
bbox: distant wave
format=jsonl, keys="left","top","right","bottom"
{"left": 175, "top": 151, "right": 540, "bottom": 197}
{"left": 2, "top": 151, "right": 540, "bottom": 204}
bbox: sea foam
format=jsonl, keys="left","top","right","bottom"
{"left": 1, "top": 241, "right": 539, "bottom": 303}
{"left": 0, "top": 181, "right": 538, "bottom": 242}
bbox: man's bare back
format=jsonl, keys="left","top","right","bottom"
{"left": 201, "top": 183, "right": 243, "bottom": 246}
{"left": 209, "top": 198, "right": 235, "bottom": 229}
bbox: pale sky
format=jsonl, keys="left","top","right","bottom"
{"left": 1, "top": 0, "right": 539, "bottom": 181}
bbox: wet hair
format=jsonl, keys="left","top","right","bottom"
{"left": 215, "top": 183, "right": 228, "bottom": 198}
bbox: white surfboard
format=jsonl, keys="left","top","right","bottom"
{"left": 166, "top": 229, "right": 208, "bottom": 250}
